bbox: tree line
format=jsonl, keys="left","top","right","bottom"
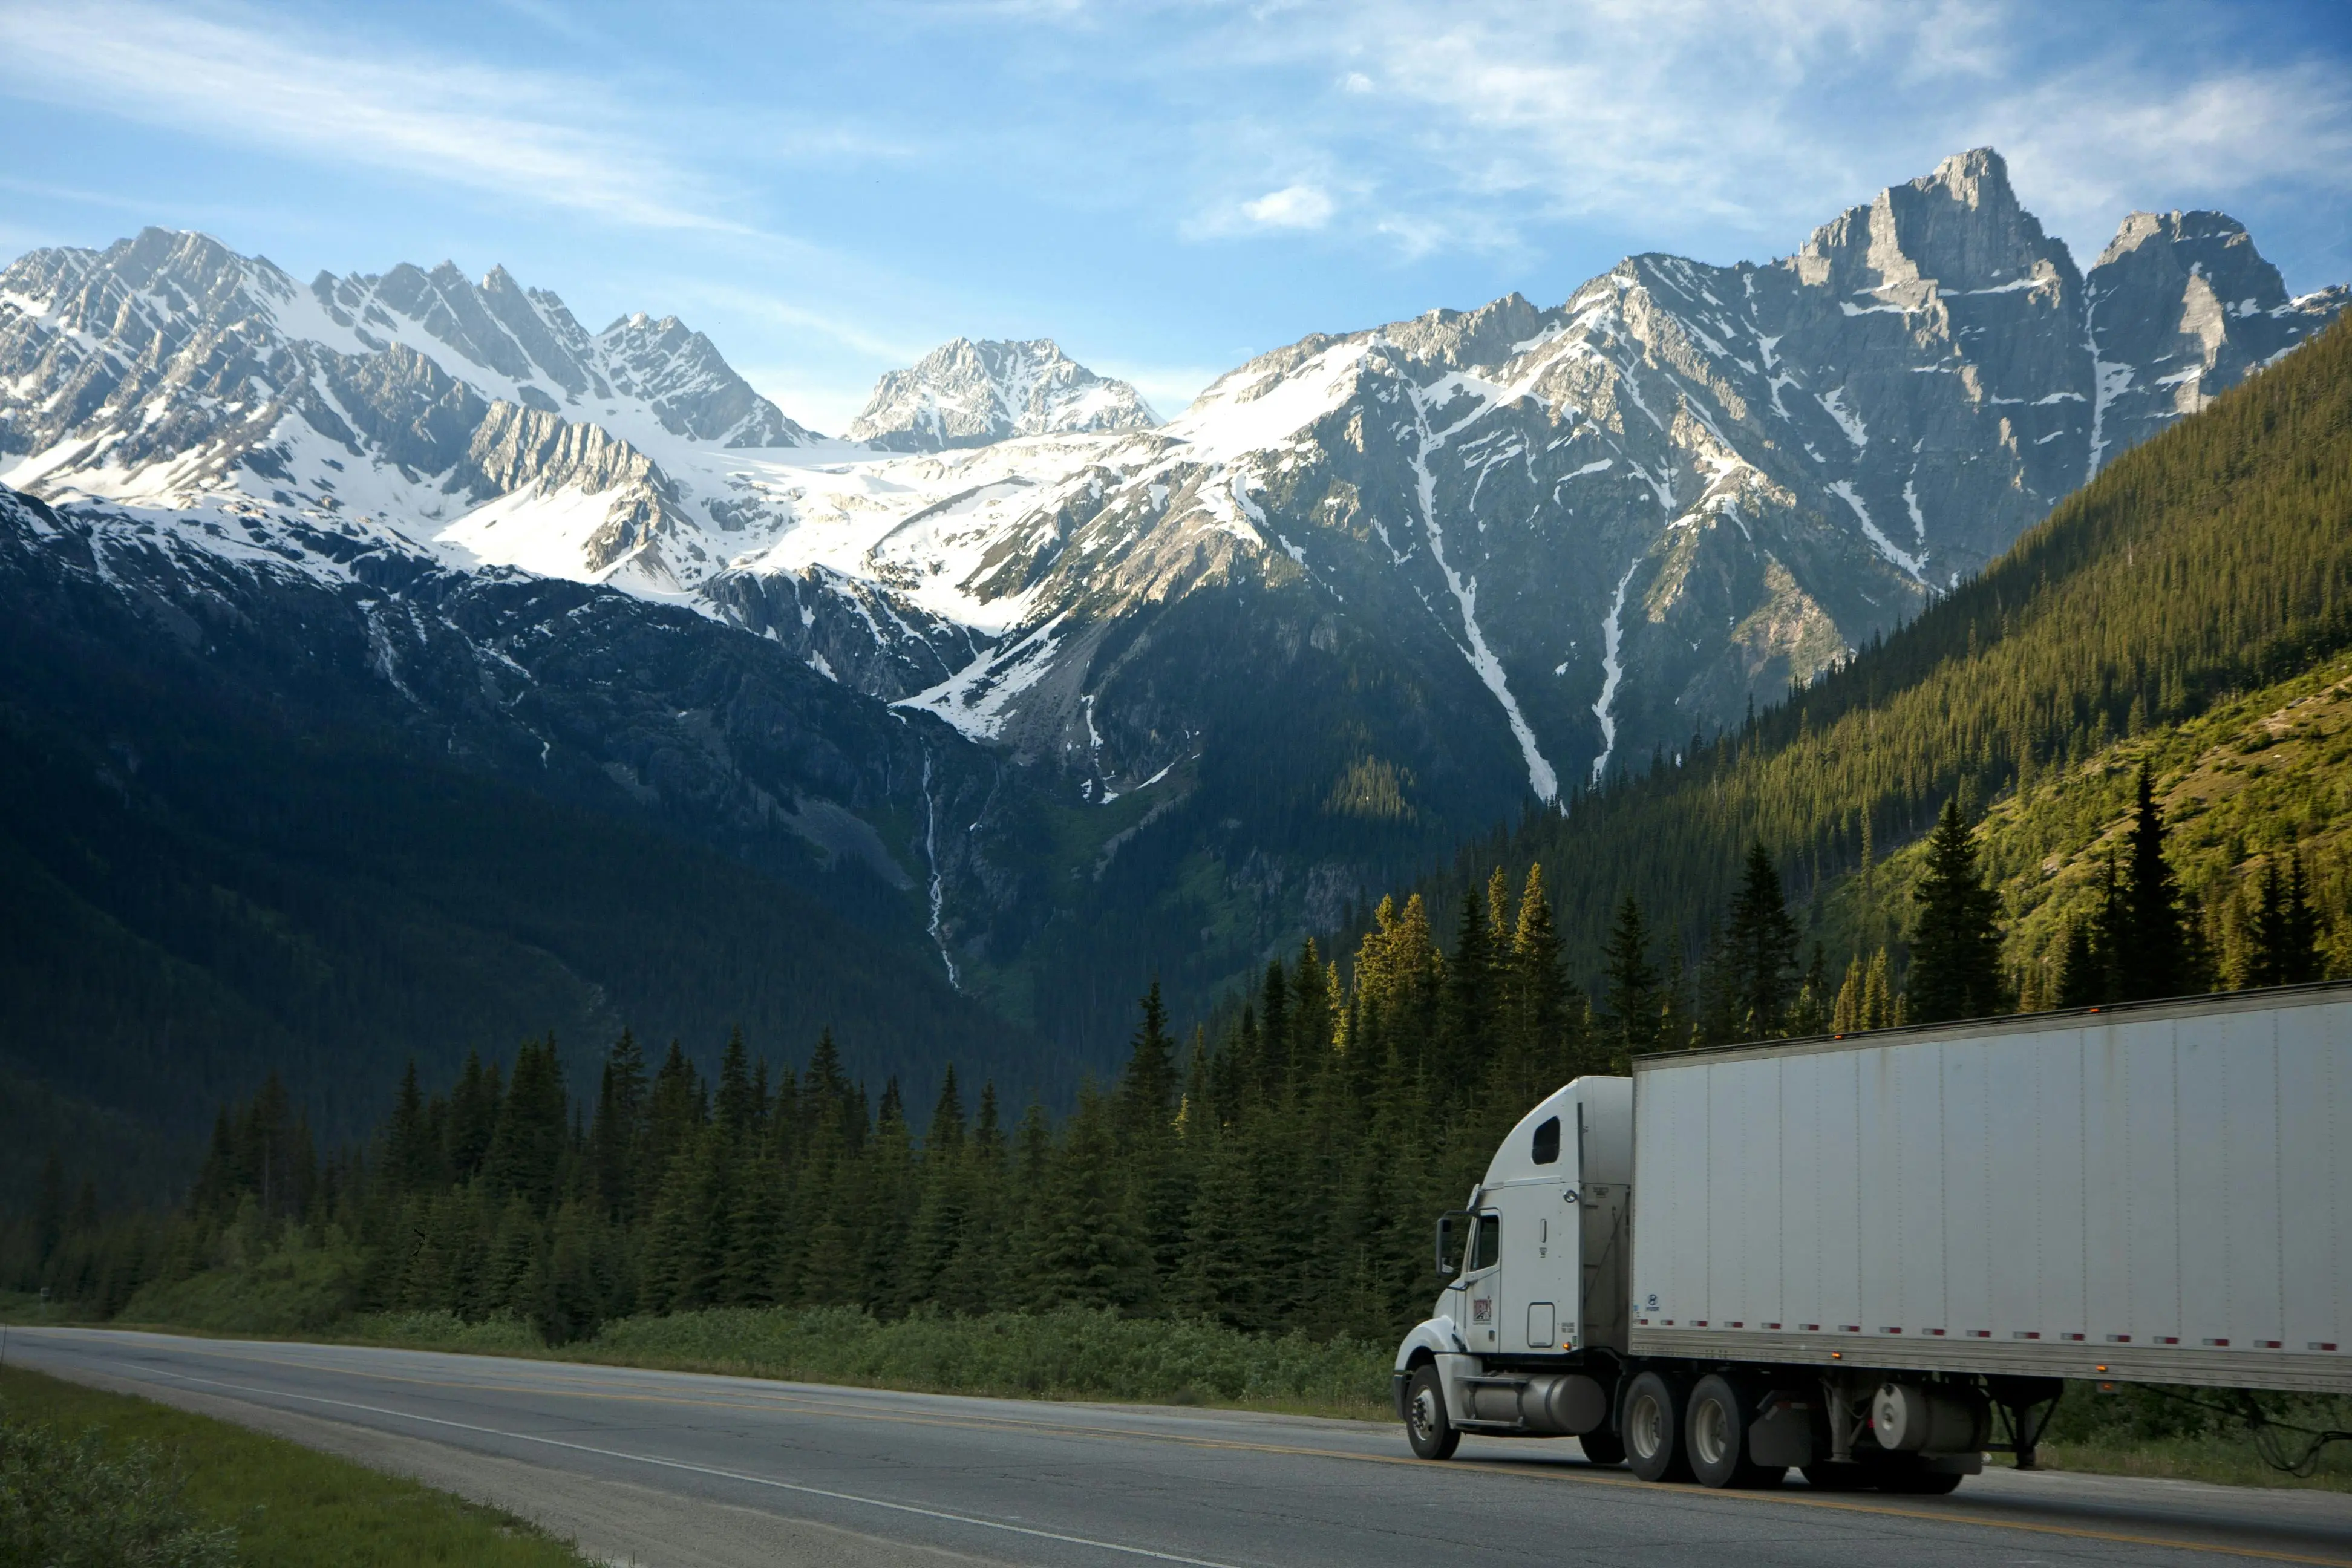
{"left": 19, "top": 757, "right": 2329, "bottom": 1346}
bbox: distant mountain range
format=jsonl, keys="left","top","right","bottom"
{"left": 0, "top": 147, "right": 2342, "bottom": 1137}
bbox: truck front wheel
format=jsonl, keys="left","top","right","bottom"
{"left": 1404, "top": 1365, "right": 1460, "bottom": 1460}
{"left": 1622, "top": 1371, "right": 1692, "bottom": 1482}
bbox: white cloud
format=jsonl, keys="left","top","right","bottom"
{"left": 1982, "top": 60, "right": 2352, "bottom": 261}
{"left": 1139, "top": 0, "right": 2352, "bottom": 275}
{"left": 1241, "top": 184, "right": 1336, "bottom": 230}
{"left": 0, "top": 1, "right": 745, "bottom": 234}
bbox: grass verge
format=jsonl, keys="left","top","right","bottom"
{"left": 348, "top": 1304, "right": 1397, "bottom": 1419}
{"left": 0, "top": 1363, "right": 596, "bottom": 1566}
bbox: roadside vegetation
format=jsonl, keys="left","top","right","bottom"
{"left": 0, "top": 1363, "right": 592, "bottom": 1565}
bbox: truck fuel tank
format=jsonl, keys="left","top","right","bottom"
{"left": 1466, "top": 1373, "right": 1609, "bottom": 1434}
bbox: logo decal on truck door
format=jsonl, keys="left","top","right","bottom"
{"left": 1472, "top": 1298, "right": 1492, "bottom": 1322}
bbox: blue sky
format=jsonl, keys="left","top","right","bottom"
{"left": 2, "top": 0, "right": 2346, "bottom": 432}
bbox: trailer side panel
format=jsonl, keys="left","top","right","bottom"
{"left": 1627, "top": 988, "right": 2351, "bottom": 1393}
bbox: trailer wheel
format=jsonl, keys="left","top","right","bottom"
{"left": 1578, "top": 1426, "right": 1626, "bottom": 1467}
{"left": 1622, "top": 1371, "right": 1692, "bottom": 1483}
{"left": 1404, "top": 1365, "right": 1459, "bottom": 1460}
{"left": 1685, "top": 1375, "right": 1785, "bottom": 1489}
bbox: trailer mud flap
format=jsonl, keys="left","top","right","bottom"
{"left": 1748, "top": 1399, "right": 1814, "bottom": 1468}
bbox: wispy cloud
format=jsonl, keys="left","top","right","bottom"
{"left": 0, "top": 1, "right": 745, "bottom": 234}
{"left": 1123, "top": 0, "right": 2352, "bottom": 271}
{"left": 1241, "top": 185, "right": 1336, "bottom": 230}
{"left": 1984, "top": 59, "right": 2352, "bottom": 254}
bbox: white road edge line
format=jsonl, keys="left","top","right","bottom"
{"left": 122, "top": 1362, "right": 1252, "bottom": 1568}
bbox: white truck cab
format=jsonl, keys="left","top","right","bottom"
{"left": 1393, "top": 1076, "right": 1631, "bottom": 1463}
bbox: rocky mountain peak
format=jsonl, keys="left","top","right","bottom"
{"left": 1794, "top": 145, "right": 2076, "bottom": 301}
{"left": 848, "top": 337, "right": 1158, "bottom": 451}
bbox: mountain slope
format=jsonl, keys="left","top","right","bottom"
{"left": 0, "top": 483, "right": 1064, "bottom": 1160}
{"left": 1449, "top": 310, "right": 2352, "bottom": 984}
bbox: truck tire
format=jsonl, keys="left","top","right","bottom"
{"left": 1404, "top": 1365, "right": 1460, "bottom": 1460}
{"left": 1579, "top": 1426, "right": 1627, "bottom": 1467}
{"left": 1685, "top": 1374, "right": 1786, "bottom": 1489}
{"left": 1622, "top": 1370, "right": 1692, "bottom": 1483}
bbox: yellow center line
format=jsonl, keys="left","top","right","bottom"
{"left": 41, "top": 1330, "right": 2352, "bottom": 1568}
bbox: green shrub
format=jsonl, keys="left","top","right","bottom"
{"left": 0, "top": 1416, "right": 234, "bottom": 1567}
{"left": 117, "top": 1235, "right": 365, "bottom": 1336}
{"left": 581, "top": 1304, "right": 1394, "bottom": 1410}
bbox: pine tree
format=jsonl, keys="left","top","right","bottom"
{"left": 1436, "top": 886, "right": 1497, "bottom": 1104}
{"left": 486, "top": 1036, "right": 567, "bottom": 1217}
{"left": 446, "top": 1052, "right": 500, "bottom": 1185}
{"left": 1722, "top": 841, "right": 1800, "bottom": 1038}
{"left": 1507, "top": 863, "right": 1571, "bottom": 1092}
{"left": 2248, "top": 854, "right": 2324, "bottom": 987}
{"left": 385, "top": 1061, "right": 433, "bottom": 1197}
{"left": 1117, "top": 982, "right": 1179, "bottom": 1144}
{"left": 713, "top": 1027, "right": 760, "bottom": 1144}
{"left": 1831, "top": 954, "right": 1864, "bottom": 1032}
{"left": 1601, "top": 895, "right": 1661, "bottom": 1066}
{"left": 1906, "top": 798, "right": 2006, "bottom": 1024}
{"left": 590, "top": 1031, "right": 647, "bottom": 1223}
{"left": 2117, "top": 766, "right": 2192, "bottom": 1001}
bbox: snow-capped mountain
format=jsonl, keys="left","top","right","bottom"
{"left": 801, "top": 150, "right": 2344, "bottom": 808}
{"left": 0, "top": 228, "right": 822, "bottom": 596}
{"left": 0, "top": 149, "right": 2342, "bottom": 1047}
{"left": 848, "top": 338, "right": 1158, "bottom": 450}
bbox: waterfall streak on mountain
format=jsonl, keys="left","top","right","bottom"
{"left": 1406, "top": 376, "right": 1560, "bottom": 803}
{"left": 1590, "top": 558, "right": 1640, "bottom": 785}
{"left": 918, "top": 748, "right": 959, "bottom": 991}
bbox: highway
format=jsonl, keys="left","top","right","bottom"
{"left": 8, "top": 1327, "right": 2350, "bottom": 1567}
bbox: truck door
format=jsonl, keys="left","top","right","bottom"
{"left": 1461, "top": 1210, "right": 1503, "bottom": 1352}
{"left": 1495, "top": 1113, "right": 1580, "bottom": 1353}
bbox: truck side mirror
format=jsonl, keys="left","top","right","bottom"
{"left": 1434, "top": 1211, "right": 1469, "bottom": 1279}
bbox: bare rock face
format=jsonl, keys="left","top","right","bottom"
{"left": 2086, "top": 210, "right": 2350, "bottom": 465}
{"left": 848, "top": 338, "right": 1158, "bottom": 451}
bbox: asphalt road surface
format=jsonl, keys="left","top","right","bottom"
{"left": 8, "top": 1327, "right": 2350, "bottom": 1568}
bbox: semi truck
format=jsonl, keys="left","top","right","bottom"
{"left": 1392, "top": 982, "right": 2351, "bottom": 1491}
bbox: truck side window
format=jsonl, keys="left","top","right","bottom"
{"left": 1531, "top": 1116, "right": 1561, "bottom": 1165}
{"left": 1471, "top": 1215, "right": 1500, "bottom": 1271}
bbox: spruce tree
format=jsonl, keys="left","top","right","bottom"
{"left": 1906, "top": 798, "right": 2006, "bottom": 1023}
{"left": 1831, "top": 955, "right": 1864, "bottom": 1032}
{"left": 590, "top": 1031, "right": 645, "bottom": 1222}
{"left": 1722, "top": 841, "right": 1800, "bottom": 1037}
{"left": 1117, "top": 982, "right": 1178, "bottom": 1143}
{"left": 385, "top": 1061, "right": 433, "bottom": 1197}
{"left": 486, "top": 1036, "right": 567, "bottom": 1217}
{"left": 2118, "top": 766, "right": 2192, "bottom": 1001}
{"left": 1437, "top": 886, "right": 1497, "bottom": 1103}
{"left": 2249, "top": 854, "right": 2324, "bottom": 987}
{"left": 1507, "top": 864, "right": 1570, "bottom": 1091}
{"left": 1601, "top": 895, "right": 1662, "bottom": 1065}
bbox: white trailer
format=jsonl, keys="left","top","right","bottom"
{"left": 1393, "top": 984, "right": 2351, "bottom": 1491}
